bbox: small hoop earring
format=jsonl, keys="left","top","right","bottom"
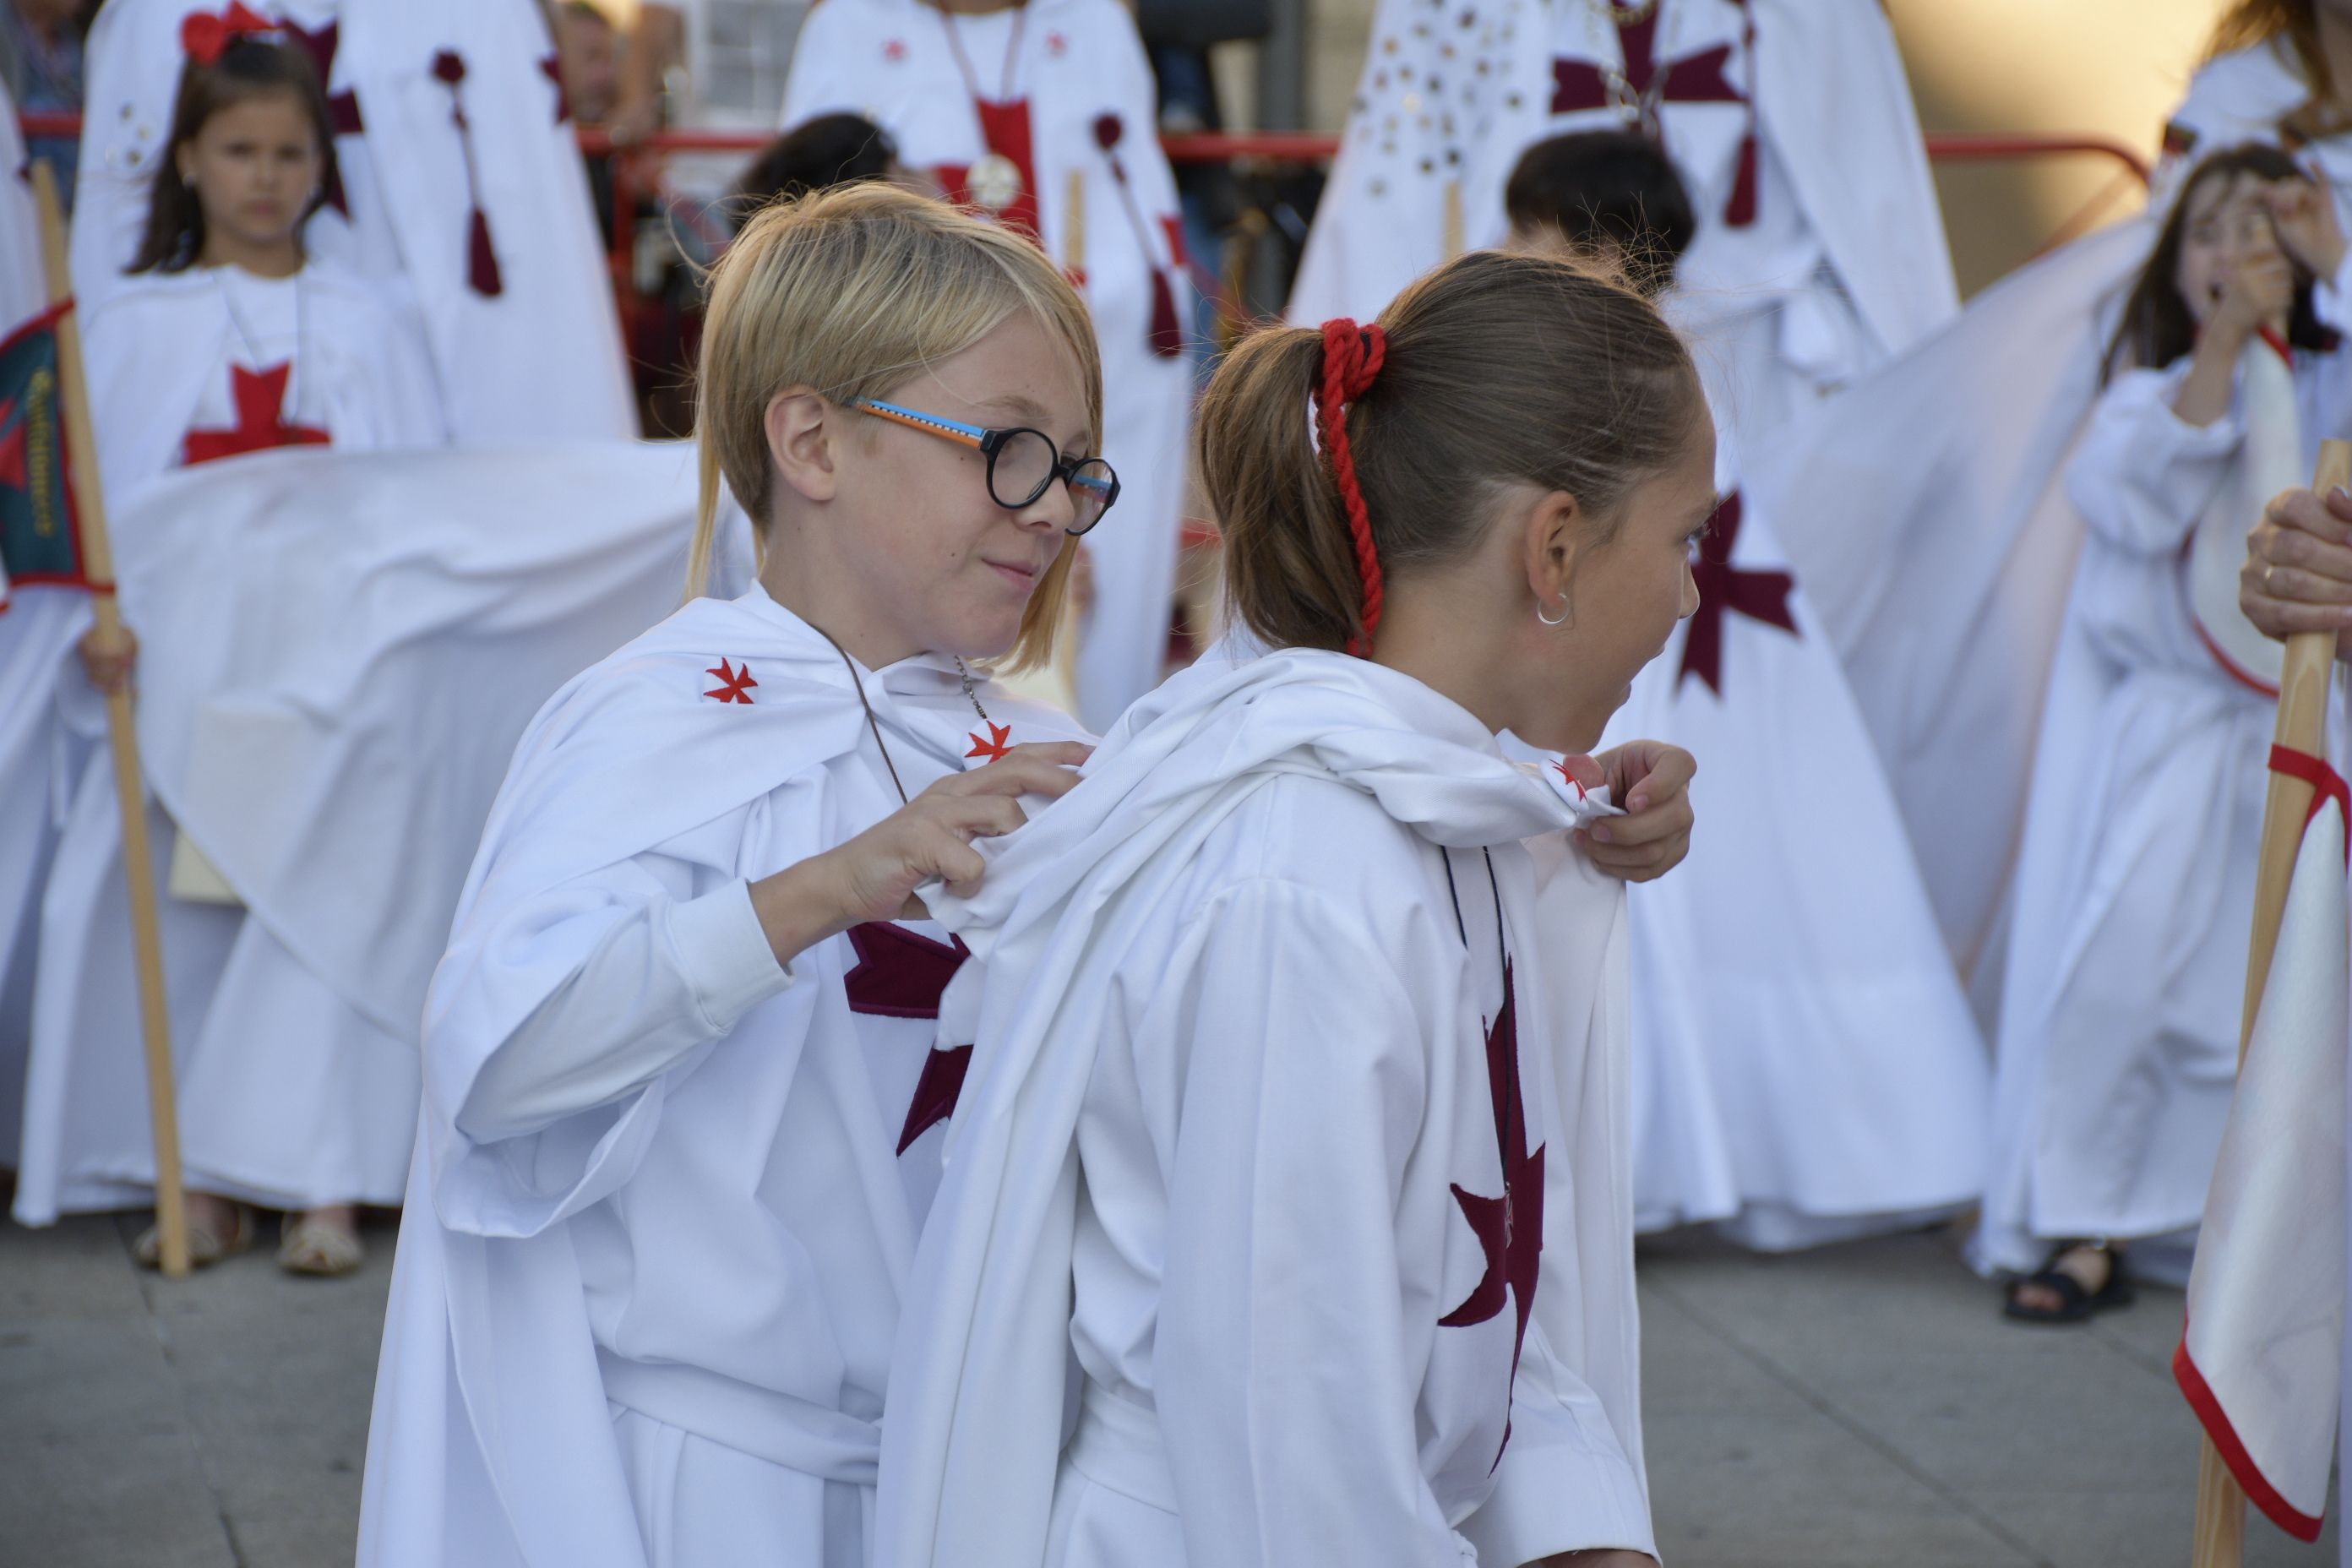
{"left": 1536, "top": 594, "right": 1572, "bottom": 629}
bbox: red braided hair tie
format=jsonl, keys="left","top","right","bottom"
{"left": 1315, "top": 318, "right": 1387, "bottom": 656}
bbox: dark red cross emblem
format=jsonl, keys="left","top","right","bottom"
{"left": 704, "top": 659, "right": 757, "bottom": 704}
{"left": 1550, "top": 3, "right": 1744, "bottom": 139}
{"left": 844, "top": 921, "right": 977, "bottom": 1154}
{"left": 1438, "top": 960, "right": 1544, "bottom": 1466}
{"left": 1676, "top": 491, "right": 1797, "bottom": 697}
{"left": 181, "top": 363, "right": 330, "bottom": 466}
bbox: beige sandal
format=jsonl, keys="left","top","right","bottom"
{"left": 277, "top": 1212, "right": 364, "bottom": 1277}
{"left": 133, "top": 1202, "right": 255, "bottom": 1269}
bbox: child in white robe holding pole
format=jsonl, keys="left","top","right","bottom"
{"left": 1984, "top": 143, "right": 2352, "bottom": 1320}
{"left": 877, "top": 249, "right": 1708, "bottom": 1568}
{"left": 357, "top": 183, "right": 1100, "bottom": 1568}
{"left": 780, "top": 0, "right": 1194, "bottom": 730}
{"left": 12, "top": 30, "right": 444, "bottom": 1271}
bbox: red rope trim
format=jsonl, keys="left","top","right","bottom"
{"left": 2173, "top": 1332, "right": 2327, "bottom": 1542}
{"left": 2268, "top": 743, "right": 2351, "bottom": 861}
{"left": 1315, "top": 318, "right": 1386, "bottom": 656}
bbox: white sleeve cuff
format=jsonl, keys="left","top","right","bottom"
{"left": 1458, "top": 1432, "right": 1657, "bottom": 1566}
{"left": 2317, "top": 247, "right": 2352, "bottom": 334}
{"left": 667, "top": 878, "right": 797, "bottom": 1032}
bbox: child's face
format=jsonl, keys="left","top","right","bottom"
{"left": 176, "top": 90, "right": 323, "bottom": 257}
{"left": 2176, "top": 170, "right": 2284, "bottom": 324}
{"left": 825, "top": 313, "right": 1090, "bottom": 661}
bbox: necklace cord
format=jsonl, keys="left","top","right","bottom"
{"left": 814, "top": 627, "right": 912, "bottom": 806}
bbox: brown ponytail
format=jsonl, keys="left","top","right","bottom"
{"left": 1202, "top": 248, "right": 1702, "bottom": 655}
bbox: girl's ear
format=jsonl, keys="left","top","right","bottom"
{"left": 765, "top": 389, "right": 841, "bottom": 504}
{"left": 1520, "top": 488, "right": 1587, "bottom": 613}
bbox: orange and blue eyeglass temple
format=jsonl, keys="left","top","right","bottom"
{"left": 856, "top": 399, "right": 992, "bottom": 450}
{"left": 851, "top": 398, "right": 1119, "bottom": 507}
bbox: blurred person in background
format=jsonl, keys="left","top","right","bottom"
{"left": 0, "top": 0, "right": 90, "bottom": 209}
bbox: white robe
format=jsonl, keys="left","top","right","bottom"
{"left": 1602, "top": 331, "right": 1988, "bottom": 1250}
{"left": 0, "top": 77, "right": 91, "bottom": 1170}
{"left": 781, "top": 0, "right": 1192, "bottom": 731}
{"left": 358, "top": 586, "right": 1088, "bottom": 1568}
{"left": 12, "top": 264, "right": 448, "bottom": 1220}
{"left": 1750, "top": 39, "right": 2349, "bottom": 985}
{"left": 1974, "top": 343, "right": 2352, "bottom": 1277}
{"left": 70, "top": 0, "right": 633, "bottom": 443}
{"left": 1287, "top": 0, "right": 1955, "bottom": 443}
{"left": 875, "top": 651, "right": 1651, "bottom": 1568}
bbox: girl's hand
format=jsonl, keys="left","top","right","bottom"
{"left": 1575, "top": 740, "right": 1695, "bottom": 883}
{"left": 2267, "top": 176, "right": 2349, "bottom": 282}
{"left": 77, "top": 622, "right": 138, "bottom": 695}
{"left": 2242, "top": 484, "right": 2352, "bottom": 662}
{"left": 749, "top": 741, "right": 1092, "bottom": 964}
{"left": 2212, "top": 247, "right": 2296, "bottom": 344}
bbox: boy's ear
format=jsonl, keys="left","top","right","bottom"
{"left": 765, "top": 389, "right": 841, "bottom": 504}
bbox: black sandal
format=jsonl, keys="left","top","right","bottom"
{"left": 2003, "top": 1240, "right": 2135, "bottom": 1325}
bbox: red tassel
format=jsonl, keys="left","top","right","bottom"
{"left": 1723, "top": 131, "right": 1758, "bottom": 227}
{"left": 467, "top": 207, "right": 503, "bottom": 297}
{"left": 1149, "top": 269, "right": 1182, "bottom": 357}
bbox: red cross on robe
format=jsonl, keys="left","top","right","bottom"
{"left": 1676, "top": 491, "right": 1797, "bottom": 697}
{"left": 843, "top": 921, "right": 979, "bottom": 1154}
{"left": 1551, "top": 0, "right": 1759, "bottom": 225}
{"left": 181, "top": 363, "right": 331, "bottom": 467}
{"left": 1437, "top": 960, "right": 1544, "bottom": 1466}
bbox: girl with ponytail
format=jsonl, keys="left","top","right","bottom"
{"left": 877, "top": 248, "right": 1710, "bottom": 1568}
{"left": 362, "top": 182, "right": 1102, "bottom": 1568}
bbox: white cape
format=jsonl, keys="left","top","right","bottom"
{"left": 876, "top": 650, "right": 1645, "bottom": 1566}
{"left": 11, "top": 443, "right": 728, "bottom": 1220}
{"left": 360, "top": 589, "right": 1086, "bottom": 1568}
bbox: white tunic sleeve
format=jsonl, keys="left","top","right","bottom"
{"left": 2066, "top": 364, "right": 2241, "bottom": 558}
{"left": 455, "top": 870, "right": 793, "bottom": 1143}
{"left": 1463, "top": 1317, "right": 1655, "bottom": 1563}
{"left": 1149, "top": 877, "right": 1464, "bottom": 1567}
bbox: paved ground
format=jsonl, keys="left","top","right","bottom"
{"left": 0, "top": 1211, "right": 2335, "bottom": 1567}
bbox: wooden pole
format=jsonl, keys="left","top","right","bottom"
{"left": 1442, "top": 179, "right": 1465, "bottom": 260}
{"left": 2188, "top": 437, "right": 2352, "bottom": 1568}
{"left": 30, "top": 161, "right": 190, "bottom": 1278}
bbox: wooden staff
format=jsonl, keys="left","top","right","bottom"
{"left": 2190, "top": 437, "right": 2352, "bottom": 1568}
{"left": 31, "top": 162, "right": 190, "bottom": 1278}
{"left": 1063, "top": 167, "right": 1086, "bottom": 285}
{"left": 1442, "top": 179, "right": 1465, "bottom": 259}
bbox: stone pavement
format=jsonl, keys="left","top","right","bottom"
{"left": 0, "top": 1211, "right": 2336, "bottom": 1567}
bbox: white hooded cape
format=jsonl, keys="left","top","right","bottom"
{"left": 875, "top": 650, "right": 1649, "bottom": 1567}
{"left": 781, "top": 0, "right": 1192, "bottom": 729}
{"left": 360, "top": 587, "right": 1087, "bottom": 1568}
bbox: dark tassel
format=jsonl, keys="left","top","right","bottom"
{"left": 468, "top": 207, "right": 504, "bottom": 297}
{"left": 1149, "top": 268, "right": 1182, "bottom": 357}
{"left": 1723, "top": 130, "right": 1758, "bottom": 227}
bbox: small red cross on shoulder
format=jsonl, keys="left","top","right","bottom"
{"left": 1047, "top": 30, "right": 1070, "bottom": 56}
{"left": 883, "top": 37, "right": 908, "bottom": 62}
{"left": 965, "top": 720, "right": 1014, "bottom": 763}
{"left": 705, "top": 658, "right": 757, "bottom": 704}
